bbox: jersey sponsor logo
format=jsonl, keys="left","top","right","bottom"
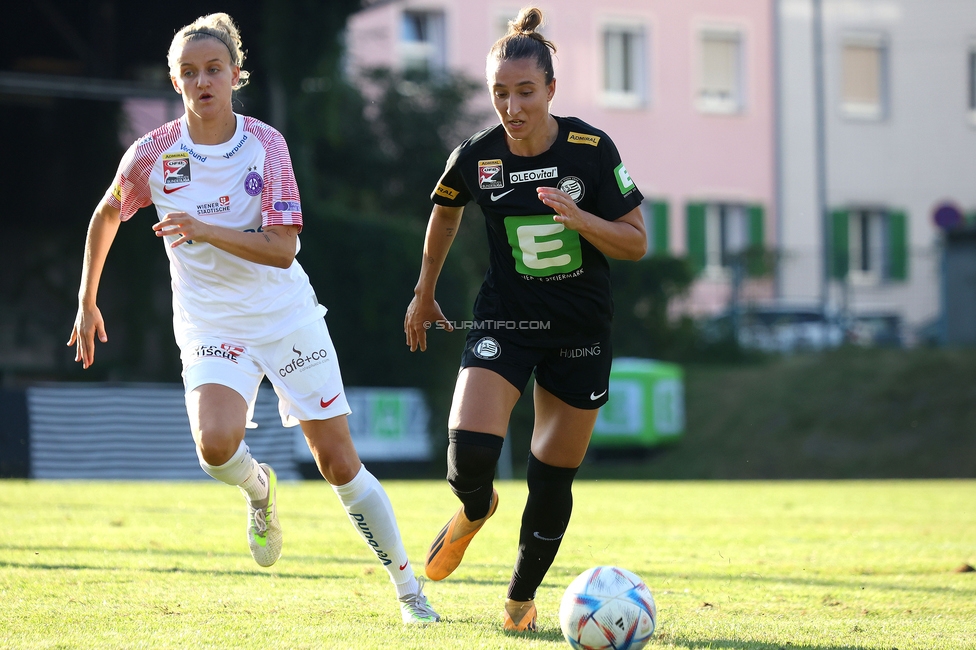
{"left": 197, "top": 196, "right": 231, "bottom": 216}
{"left": 162, "top": 152, "right": 191, "bottom": 193}
{"left": 190, "top": 343, "right": 243, "bottom": 363}
{"left": 244, "top": 170, "right": 264, "bottom": 197}
{"left": 557, "top": 176, "right": 585, "bottom": 203}
{"left": 504, "top": 215, "right": 583, "bottom": 277}
{"left": 435, "top": 183, "right": 459, "bottom": 200}
{"left": 473, "top": 336, "right": 501, "bottom": 360}
{"left": 221, "top": 343, "right": 245, "bottom": 357}
{"left": 510, "top": 167, "right": 558, "bottom": 184}
{"left": 560, "top": 344, "right": 601, "bottom": 358}
{"left": 490, "top": 189, "right": 515, "bottom": 201}
{"left": 136, "top": 134, "right": 154, "bottom": 147}
{"left": 568, "top": 131, "right": 600, "bottom": 147}
{"left": 478, "top": 159, "right": 504, "bottom": 189}
{"left": 614, "top": 162, "right": 636, "bottom": 195}
{"left": 222, "top": 133, "right": 249, "bottom": 159}
{"left": 179, "top": 143, "right": 208, "bottom": 162}
{"left": 273, "top": 200, "right": 301, "bottom": 212}
{"left": 278, "top": 346, "right": 329, "bottom": 378}
{"left": 111, "top": 184, "right": 122, "bottom": 202}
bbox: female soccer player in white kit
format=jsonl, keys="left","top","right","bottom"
{"left": 67, "top": 13, "right": 438, "bottom": 624}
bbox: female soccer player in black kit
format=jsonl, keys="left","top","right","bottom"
{"left": 403, "top": 6, "right": 647, "bottom": 632}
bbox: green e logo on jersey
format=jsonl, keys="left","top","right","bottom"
{"left": 504, "top": 214, "right": 583, "bottom": 277}
{"left": 614, "top": 162, "right": 635, "bottom": 194}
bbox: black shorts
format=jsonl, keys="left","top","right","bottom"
{"left": 459, "top": 329, "right": 612, "bottom": 410}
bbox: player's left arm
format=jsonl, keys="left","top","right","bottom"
{"left": 538, "top": 187, "right": 647, "bottom": 261}
{"left": 152, "top": 215, "right": 299, "bottom": 268}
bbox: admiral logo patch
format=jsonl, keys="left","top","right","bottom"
{"left": 479, "top": 159, "right": 504, "bottom": 189}
{"left": 111, "top": 184, "right": 122, "bottom": 202}
{"left": 568, "top": 132, "right": 600, "bottom": 147}
{"left": 435, "top": 183, "right": 459, "bottom": 200}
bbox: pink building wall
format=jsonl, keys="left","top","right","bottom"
{"left": 347, "top": 0, "right": 776, "bottom": 314}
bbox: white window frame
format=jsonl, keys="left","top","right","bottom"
{"left": 840, "top": 32, "right": 888, "bottom": 121}
{"left": 704, "top": 203, "right": 749, "bottom": 278}
{"left": 399, "top": 9, "right": 447, "bottom": 74}
{"left": 600, "top": 19, "right": 648, "bottom": 109}
{"left": 697, "top": 27, "right": 744, "bottom": 114}
{"left": 848, "top": 208, "right": 887, "bottom": 285}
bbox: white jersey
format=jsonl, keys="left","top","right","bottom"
{"left": 106, "top": 114, "right": 325, "bottom": 347}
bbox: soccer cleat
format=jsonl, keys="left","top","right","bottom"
{"left": 399, "top": 578, "right": 441, "bottom": 624}
{"left": 245, "top": 463, "right": 282, "bottom": 567}
{"left": 503, "top": 599, "right": 538, "bottom": 632}
{"left": 425, "top": 489, "right": 499, "bottom": 581}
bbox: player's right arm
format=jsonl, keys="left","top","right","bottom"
{"left": 404, "top": 204, "right": 463, "bottom": 352}
{"left": 67, "top": 200, "right": 122, "bottom": 369}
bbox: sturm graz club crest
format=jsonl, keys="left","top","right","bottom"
{"left": 557, "top": 176, "right": 585, "bottom": 203}
{"left": 473, "top": 337, "right": 501, "bottom": 360}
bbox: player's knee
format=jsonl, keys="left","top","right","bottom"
{"left": 195, "top": 426, "right": 242, "bottom": 466}
{"left": 447, "top": 429, "right": 504, "bottom": 488}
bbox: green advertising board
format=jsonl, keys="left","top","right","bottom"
{"left": 591, "top": 358, "right": 685, "bottom": 448}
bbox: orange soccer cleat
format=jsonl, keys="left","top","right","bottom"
{"left": 424, "top": 489, "right": 499, "bottom": 581}
{"left": 503, "top": 599, "right": 538, "bottom": 632}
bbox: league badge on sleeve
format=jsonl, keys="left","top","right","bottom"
{"left": 479, "top": 159, "right": 504, "bottom": 189}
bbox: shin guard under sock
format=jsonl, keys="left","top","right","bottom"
{"left": 508, "top": 453, "right": 578, "bottom": 602}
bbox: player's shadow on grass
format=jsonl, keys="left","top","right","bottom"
{"left": 0, "top": 543, "right": 392, "bottom": 566}
{"left": 637, "top": 569, "right": 976, "bottom": 597}
{"left": 666, "top": 637, "right": 870, "bottom": 650}
{"left": 0, "top": 558, "right": 366, "bottom": 581}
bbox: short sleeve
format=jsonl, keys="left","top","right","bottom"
{"left": 430, "top": 145, "right": 471, "bottom": 207}
{"left": 105, "top": 140, "right": 153, "bottom": 221}
{"left": 256, "top": 127, "right": 303, "bottom": 232}
{"left": 596, "top": 136, "right": 644, "bottom": 221}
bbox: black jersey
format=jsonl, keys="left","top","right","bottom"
{"left": 431, "top": 116, "right": 644, "bottom": 345}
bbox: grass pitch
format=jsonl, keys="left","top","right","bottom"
{"left": 2, "top": 479, "right": 974, "bottom": 649}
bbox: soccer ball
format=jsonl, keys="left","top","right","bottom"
{"left": 559, "top": 566, "right": 657, "bottom": 650}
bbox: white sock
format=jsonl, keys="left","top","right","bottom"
{"left": 332, "top": 465, "right": 418, "bottom": 598}
{"left": 198, "top": 441, "right": 269, "bottom": 503}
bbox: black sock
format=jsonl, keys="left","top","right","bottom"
{"left": 508, "top": 452, "right": 578, "bottom": 601}
{"left": 447, "top": 429, "right": 504, "bottom": 521}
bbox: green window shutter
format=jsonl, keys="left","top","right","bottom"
{"left": 748, "top": 205, "right": 765, "bottom": 245}
{"left": 887, "top": 210, "right": 908, "bottom": 281}
{"left": 652, "top": 201, "right": 669, "bottom": 256}
{"left": 686, "top": 203, "right": 707, "bottom": 275}
{"left": 830, "top": 210, "right": 849, "bottom": 279}
{"left": 747, "top": 204, "right": 765, "bottom": 276}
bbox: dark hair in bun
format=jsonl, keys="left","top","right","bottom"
{"left": 488, "top": 7, "right": 556, "bottom": 83}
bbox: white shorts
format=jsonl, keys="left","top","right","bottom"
{"left": 180, "top": 318, "right": 351, "bottom": 428}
